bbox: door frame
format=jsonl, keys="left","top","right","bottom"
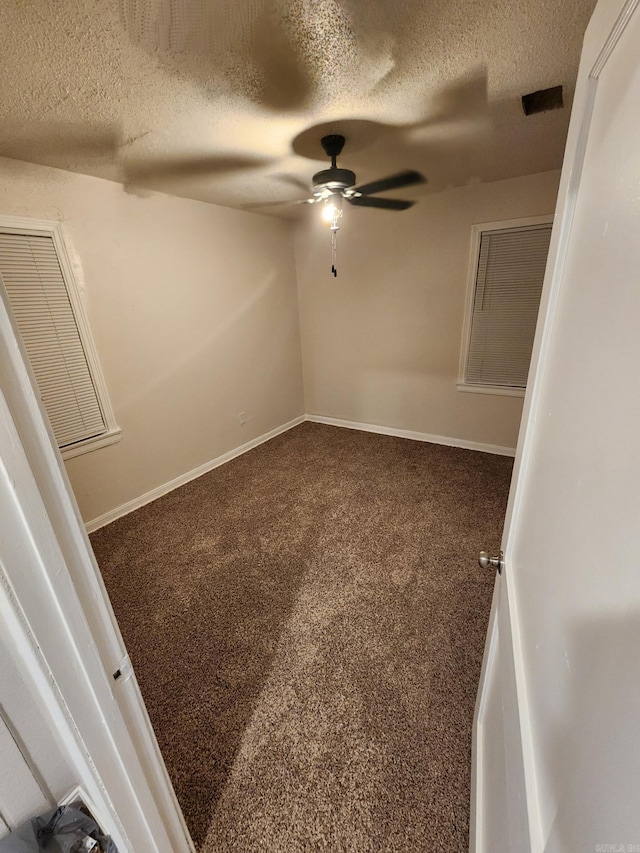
{"left": 0, "top": 280, "right": 194, "bottom": 851}
{"left": 471, "top": 0, "right": 640, "bottom": 849}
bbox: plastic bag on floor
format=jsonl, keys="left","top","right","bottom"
{"left": 0, "top": 805, "right": 118, "bottom": 853}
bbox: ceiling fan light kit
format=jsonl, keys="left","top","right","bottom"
{"left": 308, "top": 134, "right": 426, "bottom": 277}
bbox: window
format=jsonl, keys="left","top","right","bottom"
{"left": 458, "top": 216, "right": 553, "bottom": 397}
{"left": 0, "top": 217, "right": 120, "bottom": 459}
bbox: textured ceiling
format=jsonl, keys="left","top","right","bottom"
{"left": 0, "top": 0, "right": 597, "bottom": 216}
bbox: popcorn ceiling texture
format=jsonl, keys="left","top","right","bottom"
{"left": 0, "top": 0, "right": 596, "bottom": 210}
{"left": 90, "top": 422, "right": 513, "bottom": 850}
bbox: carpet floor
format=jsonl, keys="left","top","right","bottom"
{"left": 90, "top": 422, "right": 512, "bottom": 852}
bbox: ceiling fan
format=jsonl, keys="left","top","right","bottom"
{"left": 252, "top": 133, "right": 426, "bottom": 276}
{"left": 312, "top": 133, "right": 425, "bottom": 275}
{"left": 304, "top": 133, "right": 426, "bottom": 211}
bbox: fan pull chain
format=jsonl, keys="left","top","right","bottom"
{"left": 331, "top": 228, "right": 338, "bottom": 277}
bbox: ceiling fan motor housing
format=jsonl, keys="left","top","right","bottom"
{"left": 312, "top": 168, "right": 356, "bottom": 192}
{"left": 313, "top": 133, "right": 356, "bottom": 194}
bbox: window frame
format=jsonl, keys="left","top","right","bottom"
{"left": 457, "top": 214, "right": 554, "bottom": 398}
{"left": 0, "top": 215, "right": 121, "bottom": 459}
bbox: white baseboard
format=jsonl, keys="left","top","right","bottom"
{"left": 305, "top": 414, "right": 517, "bottom": 457}
{"left": 85, "top": 415, "right": 305, "bottom": 533}
{"left": 86, "top": 413, "right": 514, "bottom": 533}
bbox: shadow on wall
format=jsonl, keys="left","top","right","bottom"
{"left": 117, "top": 269, "right": 276, "bottom": 413}
{"left": 354, "top": 369, "right": 454, "bottom": 431}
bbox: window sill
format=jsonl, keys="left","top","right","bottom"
{"left": 456, "top": 383, "right": 525, "bottom": 398}
{"left": 61, "top": 428, "right": 122, "bottom": 460}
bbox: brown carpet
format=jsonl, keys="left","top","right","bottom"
{"left": 90, "top": 422, "right": 512, "bottom": 852}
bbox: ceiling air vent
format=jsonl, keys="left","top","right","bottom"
{"left": 522, "top": 86, "right": 564, "bottom": 115}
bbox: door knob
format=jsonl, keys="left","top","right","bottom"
{"left": 479, "top": 551, "right": 503, "bottom": 574}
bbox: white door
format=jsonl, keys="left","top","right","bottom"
{"left": 0, "top": 621, "right": 73, "bottom": 838}
{"left": 471, "top": 0, "right": 640, "bottom": 850}
{"left": 0, "top": 275, "right": 194, "bottom": 849}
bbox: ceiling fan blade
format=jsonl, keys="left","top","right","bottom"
{"left": 353, "top": 170, "right": 426, "bottom": 197}
{"left": 243, "top": 197, "right": 314, "bottom": 209}
{"left": 123, "top": 154, "right": 268, "bottom": 183}
{"left": 348, "top": 196, "right": 415, "bottom": 211}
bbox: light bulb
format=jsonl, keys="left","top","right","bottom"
{"left": 321, "top": 195, "right": 343, "bottom": 230}
{"left": 321, "top": 200, "right": 338, "bottom": 223}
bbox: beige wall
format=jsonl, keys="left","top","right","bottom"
{"left": 0, "top": 156, "right": 304, "bottom": 524}
{"left": 0, "top": 157, "right": 559, "bottom": 525}
{"left": 295, "top": 170, "right": 561, "bottom": 450}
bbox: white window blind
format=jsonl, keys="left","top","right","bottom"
{"left": 0, "top": 232, "right": 107, "bottom": 448}
{"left": 464, "top": 223, "right": 552, "bottom": 389}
